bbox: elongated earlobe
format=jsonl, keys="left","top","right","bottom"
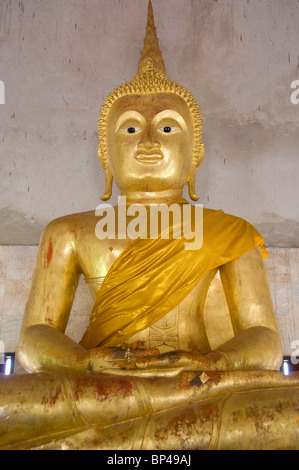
{"left": 98, "top": 143, "right": 113, "bottom": 201}
{"left": 187, "top": 143, "right": 205, "bottom": 201}
{"left": 101, "top": 171, "right": 113, "bottom": 201}
{"left": 187, "top": 167, "right": 200, "bottom": 201}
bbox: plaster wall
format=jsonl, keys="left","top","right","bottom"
{"left": 0, "top": 0, "right": 298, "bottom": 246}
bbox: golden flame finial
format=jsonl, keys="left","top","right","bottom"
{"left": 138, "top": 1, "right": 166, "bottom": 75}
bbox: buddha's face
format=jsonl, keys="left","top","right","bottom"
{"left": 106, "top": 93, "right": 194, "bottom": 194}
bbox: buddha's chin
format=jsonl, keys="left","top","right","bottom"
{"left": 117, "top": 176, "right": 182, "bottom": 195}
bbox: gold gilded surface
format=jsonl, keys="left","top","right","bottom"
{"left": 1, "top": 1, "right": 299, "bottom": 450}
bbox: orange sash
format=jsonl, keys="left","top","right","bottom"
{"left": 80, "top": 208, "right": 267, "bottom": 349}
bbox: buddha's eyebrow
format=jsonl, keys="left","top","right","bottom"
{"left": 115, "top": 111, "right": 146, "bottom": 131}
{"left": 152, "top": 110, "right": 187, "bottom": 129}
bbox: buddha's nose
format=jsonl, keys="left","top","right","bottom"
{"left": 138, "top": 125, "right": 160, "bottom": 150}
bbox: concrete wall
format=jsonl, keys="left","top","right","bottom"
{"left": 0, "top": 0, "right": 298, "bottom": 246}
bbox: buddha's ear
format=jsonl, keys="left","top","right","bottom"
{"left": 98, "top": 143, "right": 113, "bottom": 201}
{"left": 187, "top": 143, "right": 205, "bottom": 201}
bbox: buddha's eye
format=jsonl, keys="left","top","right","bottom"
{"left": 158, "top": 126, "right": 180, "bottom": 133}
{"left": 117, "top": 126, "right": 141, "bottom": 134}
{"left": 126, "top": 127, "right": 141, "bottom": 134}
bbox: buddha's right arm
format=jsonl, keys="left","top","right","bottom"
{"left": 16, "top": 218, "right": 91, "bottom": 374}
{"left": 17, "top": 324, "right": 91, "bottom": 374}
{"left": 16, "top": 219, "right": 158, "bottom": 374}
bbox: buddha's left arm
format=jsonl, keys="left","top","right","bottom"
{"left": 218, "top": 246, "right": 283, "bottom": 370}
{"left": 122, "top": 246, "right": 283, "bottom": 376}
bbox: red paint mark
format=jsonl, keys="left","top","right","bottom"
{"left": 78, "top": 67, "right": 80, "bottom": 72}
{"left": 165, "top": 408, "right": 197, "bottom": 438}
{"left": 41, "top": 385, "right": 62, "bottom": 407}
{"left": 69, "top": 58, "right": 71, "bottom": 63}
{"left": 204, "top": 371, "right": 221, "bottom": 389}
{"left": 44, "top": 239, "right": 53, "bottom": 267}
{"left": 72, "top": 376, "right": 134, "bottom": 403}
{"left": 83, "top": 130, "right": 87, "bottom": 140}
{"left": 178, "top": 378, "right": 191, "bottom": 391}
{"left": 95, "top": 376, "right": 133, "bottom": 402}
{"left": 187, "top": 340, "right": 199, "bottom": 353}
{"left": 73, "top": 383, "right": 83, "bottom": 401}
{"left": 70, "top": 228, "right": 78, "bottom": 240}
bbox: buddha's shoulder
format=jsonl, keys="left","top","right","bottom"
{"left": 203, "top": 207, "right": 244, "bottom": 221}
{"left": 41, "top": 210, "right": 98, "bottom": 241}
{"left": 202, "top": 206, "right": 263, "bottom": 235}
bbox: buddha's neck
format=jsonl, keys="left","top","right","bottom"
{"left": 121, "top": 189, "right": 184, "bottom": 206}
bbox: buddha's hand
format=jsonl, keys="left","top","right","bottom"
{"left": 133, "top": 350, "right": 232, "bottom": 374}
{"left": 84, "top": 346, "right": 161, "bottom": 374}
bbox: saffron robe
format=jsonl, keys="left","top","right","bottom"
{"left": 80, "top": 208, "right": 267, "bottom": 350}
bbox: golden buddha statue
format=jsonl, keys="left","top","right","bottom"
{"left": 1, "top": 2, "right": 299, "bottom": 450}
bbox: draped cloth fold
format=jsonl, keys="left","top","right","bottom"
{"left": 80, "top": 208, "right": 267, "bottom": 350}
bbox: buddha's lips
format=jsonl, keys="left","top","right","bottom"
{"left": 135, "top": 153, "right": 164, "bottom": 164}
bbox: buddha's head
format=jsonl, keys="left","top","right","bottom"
{"left": 98, "top": 1, "right": 204, "bottom": 201}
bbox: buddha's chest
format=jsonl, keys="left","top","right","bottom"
{"left": 83, "top": 267, "right": 214, "bottom": 355}
{"left": 121, "top": 287, "right": 210, "bottom": 354}
{"left": 79, "top": 237, "right": 217, "bottom": 354}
